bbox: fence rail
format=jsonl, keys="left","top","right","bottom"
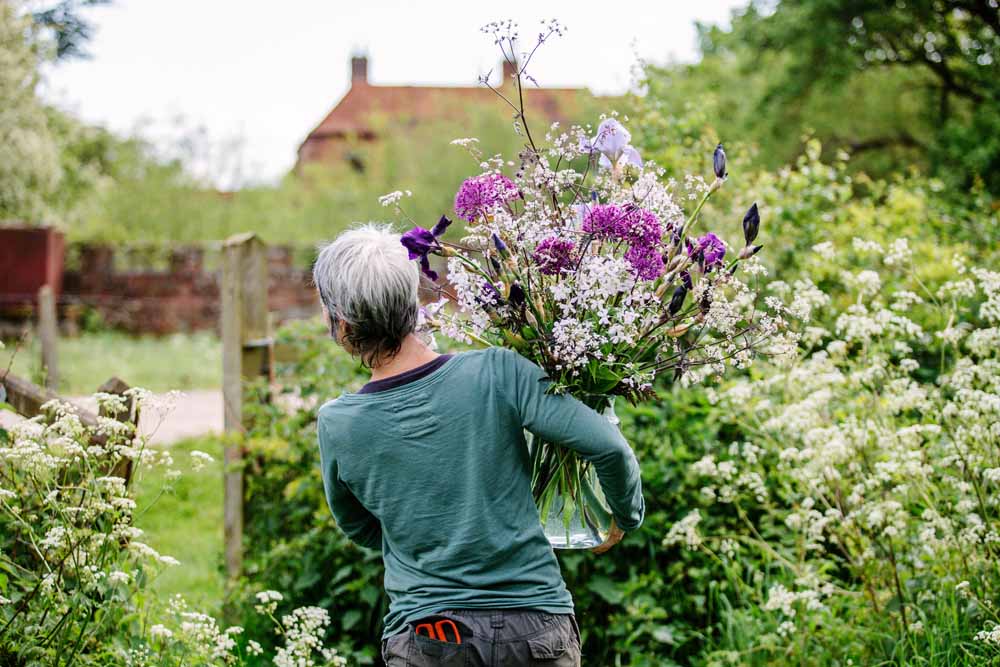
{"left": 0, "top": 372, "right": 139, "bottom": 485}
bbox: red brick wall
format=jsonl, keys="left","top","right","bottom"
{"left": 53, "top": 243, "right": 320, "bottom": 335}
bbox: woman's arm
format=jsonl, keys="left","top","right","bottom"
{"left": 317, "top": 414, "right": 383, "bottom": 550}
{"left": 496, "top": 348, "right": 645, "bottom": 531}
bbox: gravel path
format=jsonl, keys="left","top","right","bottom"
{"left": 1, "top": 389, "right": 225, "bottom": 446}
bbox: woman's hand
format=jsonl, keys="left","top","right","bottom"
{"left": 590, "top": 519, "right": 624, "bottom": 554}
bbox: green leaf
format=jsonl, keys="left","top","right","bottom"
{"left": 651, "top": 625, "right": 677, "bottom": 645}
{"left": 587, "top": 576, "right": 624, "bottom": 605}
{"left": 342, "top": 609, "right": 362, "bottom": 631}
{"left": 360, "top": 585, "right": 379, "bottom": 607}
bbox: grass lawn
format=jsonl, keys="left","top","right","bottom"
{"left": 133, "top": 435, "right": 227, "bottom": 614}
{"left": 1, "top": 330, "right": 221, "bottom": 394}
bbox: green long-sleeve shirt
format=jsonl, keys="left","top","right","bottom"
{"left": 316, "top": 347, "right": 644, "bottom": 640}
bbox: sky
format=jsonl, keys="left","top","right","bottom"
{"left": 38, "top": 0, "right": 744, "bottom": 187}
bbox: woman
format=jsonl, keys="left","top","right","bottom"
{"left": 312, "top": 223, "right": 644, "bottom": 666}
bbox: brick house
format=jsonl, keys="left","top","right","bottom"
{"left": 296, "top": 56, "right": 595, "bottom": 168}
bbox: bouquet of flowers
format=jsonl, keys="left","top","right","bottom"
{"left": 394, "top": 20, "right": 796, "bottom": 549}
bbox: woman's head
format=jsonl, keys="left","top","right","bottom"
{"left": 312, "top": 224, "right": 420, "bottom": 367}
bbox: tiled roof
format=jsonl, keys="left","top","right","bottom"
{"left": 304, "top": 81, "right": 590, "bottom": 141}
{"left": 296, "top": 58, "right": 596, "bottom": 165}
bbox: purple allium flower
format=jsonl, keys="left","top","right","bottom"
{"left": 532, "top": 236, "right": 577, "bottom": 275}
{"left": 625, "top": 245, "right": 665, "bottom": 281}
{"left": 453, "top": 173, "right": 519, "bottom": 222}
{"left": 583, "top": 204, "right": 663, "bottom": 248}
{"left": 621, "top": 206, "right": 664, "bottom": 248}
{"left": 581, "top": 203, "right": 626, "bottom": 240}
{"left": 687, "top": 232, "right": 727, "bottom": 271}
{"left": 400, "top": 215, "right": 452, "bottom": 281}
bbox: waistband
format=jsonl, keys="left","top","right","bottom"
{"left": 434, "top": 608, "right": 572, "bottom": 616}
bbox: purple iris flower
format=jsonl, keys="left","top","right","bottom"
{"left": 400, "top": 215, "right": 451, "bottom": 281}
{"left": 508, "top": 283, "right": 526, "bottom": 308}
{"left": 686, "top": 232, "right": 727, "bottom": 272}
{"left": 580, "top": 118, "right": 643, "bottom": 170}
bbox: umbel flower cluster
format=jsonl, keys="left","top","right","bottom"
{"left": 0, "top": 381, "right": 347, "bottom": 666}
{"left": 665, "top": 244, "right": 1000, "bottom": 657}
{"left": 394, "top": 19, "right": 798, "bottom": 546}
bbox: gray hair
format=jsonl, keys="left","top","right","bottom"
{"left": 312, "top": 223, "right": 420, "bottom": 367}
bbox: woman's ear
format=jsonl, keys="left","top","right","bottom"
{"left": 336, "top": 320, "right": 350, "bottom": 346}
{"left": 320, "top": 304, "right": 339, "bottom": 342}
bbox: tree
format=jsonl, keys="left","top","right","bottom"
{"left": 695, "top": 0, "right": 1000, "bottom": 192}
{"left": 0, "top": 0, "right": 61, "bottom": 222}
{"left": 31, "top": 0, "right": 109, "bottom": 60}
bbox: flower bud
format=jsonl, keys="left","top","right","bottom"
{"left": 739, "top": 244, "right": 764, "bottom": 260}
{"left": 532, "top": 296, "right": 546, "bottom": 318}
{"left": 492, "top": 233, "right": 509, "bottom": 257}
{"left": 667, "top": 254, "right": 687, "bottom": 272}
{"left": 668, "top": 285, "right": 687, "bottom": 315}
{"left": 742, "top": 203, "right": 760, "bottom": 245}
{"left": 508, "top": 282, "right": 525, "bottom": 307}
{"left": 664, "top": 323, "right": 692, "bottom": 337}
{"left": 713, "top": 143, "right": 727, "bottom": 179}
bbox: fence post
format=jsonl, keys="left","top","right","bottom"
{"left": 96, "top": 376, "right": 139, "bottom": 486}
{"left": 221, "top": 233, "right": 271, "bottom": 589}
{"left": 38, "top": 285, "right": 58, "bottom": 390}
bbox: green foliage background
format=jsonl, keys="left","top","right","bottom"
{"left": 3, "top": 0, "right": 1000, "bottom": 664}
{"left": 231, "top": 146, "right": 998, "bottom": 664}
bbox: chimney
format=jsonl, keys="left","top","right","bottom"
{"left": 501, "top": 59, "right": 518, "bottom": 84}
{"left": 351, "top": 55, "right": 368, "bottom": 85}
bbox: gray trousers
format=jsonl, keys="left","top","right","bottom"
{"left": 381, "top": 608, "right": 582, "bottom": 666}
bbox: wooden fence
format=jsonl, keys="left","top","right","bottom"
{"left": 6, "top": 232, "right": 296, "bottom": 587}
{"left": 0, "top": 372, "right": 139, "bottom": 484}
{"left": 219, "top": 232, "right": 307, "bottom": 587}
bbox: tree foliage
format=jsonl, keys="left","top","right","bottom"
{"left": 649, "top": 0, "right": 1000, "bottom": 194}
{"left": 0, "top": 0, "right": 61, "bottom": 222}
{"left": 31, "top": 0, "right": 109, "bottom": 60}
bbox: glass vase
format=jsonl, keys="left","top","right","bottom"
{"left": 526, "top": 399, "right": 618, "bottom": 549}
